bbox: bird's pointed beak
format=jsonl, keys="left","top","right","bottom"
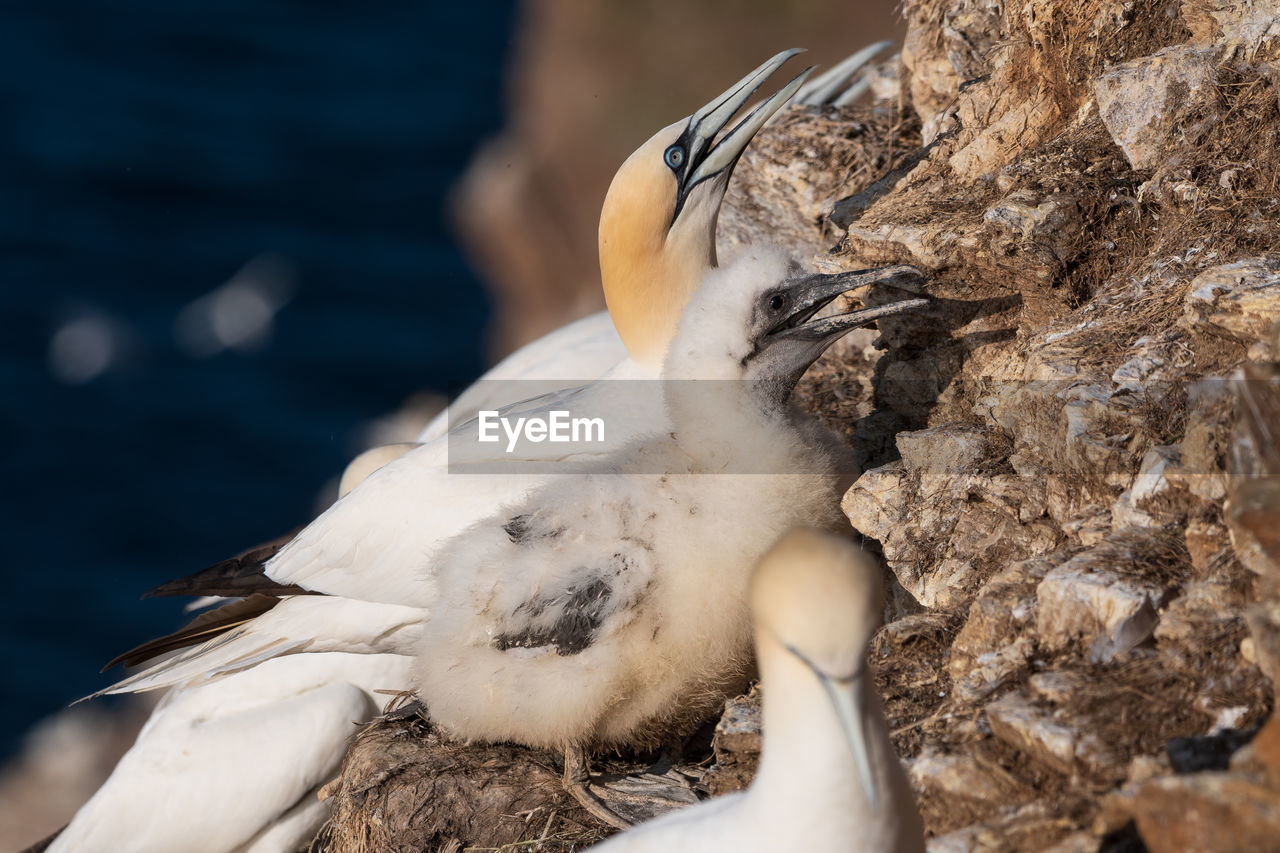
{"left": 820, "top": 671, "right": 880, "bottom": 811}
{"left": 685, "top": 50, "right": 814, "bottom": 188}
{"left": 794, "top": 40, "right": 892, "bottom": 107}
{"left": 671, "top": 49, "right": 814, "bottom": 219}
{"left": 767, "top": 266, "right": 927, "bottom": 344}
{"left": 747, "top": 265, "right": 927, "bottom": 398}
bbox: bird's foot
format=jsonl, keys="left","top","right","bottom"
{"left": 562, "top": 745, "right": 702, "bottom": 830}
{"left": 564, "top": 744, "right": 634, "bottom": 830}
{"left": 378, "top": 692, "right": 426, "bottom": 720}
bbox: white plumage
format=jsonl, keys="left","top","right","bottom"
{"left": 409, "top": 250, "right": 924, "bottom": 755}
{"left": 56, "top": 46, "right": 906, "bottom": 853}
{"left": 590, "top": 528, "right": 926, "bottom": 853}
{"left": 416, "top": 309, "right": 627, "bottom": 442}
{"left": 52, "top": 653, "right": 412, "bottom": 853}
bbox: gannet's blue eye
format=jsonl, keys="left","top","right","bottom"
{"left": 664, "top": 145, "right": 685, "bottom": 170}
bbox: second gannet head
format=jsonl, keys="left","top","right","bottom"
{"left": 750, "top": 528, "right": 884, "bottom": 810}
{"left": 599, "top": 50, "right": 813, "bottom": 367}
{"left": 337, "top": 443, "right": 417, "bottom": 498}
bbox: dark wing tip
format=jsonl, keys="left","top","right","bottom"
{"left": 145, "top": 528, "right": 304, "bottom": 599}
{"left": 102, "top": 593, "right": 284, "bottom": 672}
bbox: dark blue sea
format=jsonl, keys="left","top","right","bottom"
{"left": 0, "top": 2, "right": 516, "bottom": 760}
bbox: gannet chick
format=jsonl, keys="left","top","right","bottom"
{"left": 591, "top": 528, "right": 925, "bottom": 853}
{"left": 413, "top": 251, "right": 926, "bottom": 825}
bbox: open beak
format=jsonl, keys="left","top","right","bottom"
{"left": 820, "top": 670, "right": 880, "bottom": 811}
{"left": 767, "top": 266, "right": 927, "bottom": 343}
{"left": 749, "top": 265, "right": 927, "bottom": 393}
{"left": 671, "top": 49, "right": 814, "bottom": 220}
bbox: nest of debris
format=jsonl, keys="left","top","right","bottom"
{"left": 315, "top": 709, "right": 608, "bottom": 853}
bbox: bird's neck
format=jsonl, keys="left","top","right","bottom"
{"left": 600, "top": 222, "right": 715, "bottom": 368}
{"left": 746, "top": 643, "right": 921, "bottom": 851}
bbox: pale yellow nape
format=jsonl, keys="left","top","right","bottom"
{"left": 598, "top": 120, "right": 719, "bottom": 367}
{"left": 750, "top": 528, "right": 882, "bottom": 677}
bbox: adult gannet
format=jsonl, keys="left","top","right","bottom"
{"left": 55, "top": 50, "right": 909, "bottom": 853}
{"left": 590, "top": 528, "right": 926, "bottom": 853}
{"left": 414, "top": 42, "right": 892, "bottom": 442}
{"left": 42, "top": 54, "right": 829, "bottom": 850}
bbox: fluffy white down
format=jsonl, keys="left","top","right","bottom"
{"left": 415, "top": 249, "right": 852, "bottom": 749}
{"left": 416, "top": 468, "right": 844, "bottom": 750}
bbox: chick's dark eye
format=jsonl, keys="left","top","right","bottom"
{"left": 768, "top": 294, "right": 786, "bottom": 312}
{"left": 664, "top": 145, "right": 685, "bottom": 170}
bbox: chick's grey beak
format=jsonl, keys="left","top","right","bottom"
{"left": 768, "top": 265, "right": 927, "bottom": 343}
{"left": 748, "top": 265, "right": 927, "bottom": 401}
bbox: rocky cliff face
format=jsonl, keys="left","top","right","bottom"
{"left": 794, "top": 1, "right": 1280, "bottom": 848}
{"left": 323, "top": 2, "right": 1280, "bottom": 850}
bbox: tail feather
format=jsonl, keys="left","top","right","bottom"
{"left": 102, "top": 594, "right": 284, "bottom": 672}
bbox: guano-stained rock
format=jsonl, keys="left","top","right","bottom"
{"left": 1094, "top": 45, "right": 1219, "bottom": 171}
{"left": 1036, "top": 549, "right": 1167, "bottom": 662}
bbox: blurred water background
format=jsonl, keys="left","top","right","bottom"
{"left": 0, "top": 1, "right": 515, "bottom": 762}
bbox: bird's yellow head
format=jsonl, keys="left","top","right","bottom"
{"left": 750, "top": 528, "right": 882, "bottom": 678}
{"left": 751, "top": 527, "right": 891, "bottom": 812}
{"left": 598, "top": 50, "right": 813, "bottom": 366}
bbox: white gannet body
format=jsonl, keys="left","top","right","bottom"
{"left": 50, "top": 652, "right": 413, "bottom": 853}
{"left": 52, "top": 51, "right": 827, "bottom": 853}
{"left": 591, "top": 528, "right": 926, "bottom": 853}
